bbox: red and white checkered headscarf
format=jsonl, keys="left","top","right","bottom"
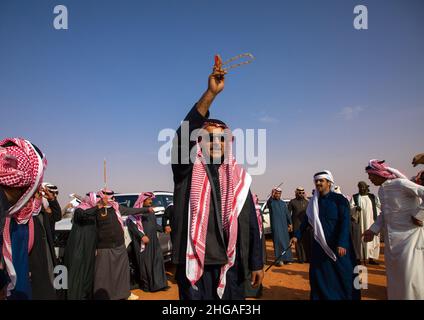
{"left": 77, "top": 192, "right": 99, "bottom": 210}
{"left": 133, "top": 192, "right": 155, "bottom": 209}
{"left": 366, "top": 159, "right": 408, "bottom": 180}
{"left": 128, "top": 192, "right": 155, "bottom": 252}
{"left": 0, "top": 137, "right": 47, "bottom": 293}
{"left": 186, "top": 127, "right": 252, "bottom": 299}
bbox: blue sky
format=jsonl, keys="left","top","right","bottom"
{"left": 1, "top": 0, "right": 423, "bottom": 204}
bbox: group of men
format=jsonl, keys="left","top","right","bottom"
{"left": 0, "top": 142, "right": 170, "bottom": 301}
{"left": 1, "top": 64, "right": 424, "bottom": 301}
{"left": 64, "top": 190, "right": 170, "bottom": 300}
{"left": 268, "top": 181, "right": 381, "bottom": 268}
{"left": 267, "top": 159, "right": 424, "bottom": 300}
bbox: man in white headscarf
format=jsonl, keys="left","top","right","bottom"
{"left": 363, "top": 159, "right": 424, "bottom": 299}
{"left": 290, "top": 171, "right": 360, "bottom": 300}
{"left": 349, "top": 181, "right": 381, "bottom": 265}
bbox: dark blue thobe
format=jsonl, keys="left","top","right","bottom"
{"left": 267, "top": 198, "right": 293, "bottom": 262}
{"left": 9, "top": 219, "right": 31, "bottom": 300}
{"left": 295, "top": 192, "right": 360, "bottom": 300}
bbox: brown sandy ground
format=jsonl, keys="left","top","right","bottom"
{"left": 132, "top": 237, "right": 387, "bottom": 300}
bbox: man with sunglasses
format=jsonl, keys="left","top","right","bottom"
{"left": 288, "top": 187, "right": 311, "bottom": 263}
{"left": 171, "top": 65, "right": 264, "bottom": 300}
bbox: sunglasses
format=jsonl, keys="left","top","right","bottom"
{"left": 201, "top": 133, "right": 227, "bottom": 143}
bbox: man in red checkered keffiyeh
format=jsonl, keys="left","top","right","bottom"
{"left": 127, "top": 192, "right": 168, "bottom": 292}
{"left": 171, "top": 67, "right": 264, "bottom": 300}
{"left": 0, "top": 138, "right": 47, "bottom": 299}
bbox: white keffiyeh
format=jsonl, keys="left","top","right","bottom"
{"left": 306, "top": 170, "right": 337, "bottom": 261}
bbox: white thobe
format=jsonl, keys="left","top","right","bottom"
{"left": 350, "top": 195, "right": 381, "bottom": 260}
{"left": 369, "top": 178, "right": 424, "bottom": 300}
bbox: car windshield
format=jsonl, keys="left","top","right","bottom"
{"left": 152, "top": 195, "right": 173, "bottom": 208}
{"left": 114, "top": 194, "right": 173, "bottom": 209}
{"left": 114, "top": 195, "right": 138, "bottom": 208}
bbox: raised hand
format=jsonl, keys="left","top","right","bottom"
{"left": 196, "top": 58, "right": 228, "bottom": 117}
{"left": 207, "top": 69, "right": 226, "bottom": 96}
{"left": 42, "top": 187, "right": 56, "bottom": 201}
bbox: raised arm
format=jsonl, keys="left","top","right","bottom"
{"left": 41, "top": 186, "right": 62, "bottom": 222}
{"left": 172, "top": 69, "right": 225, "bottom": 182}
{"left": 48, "top": 199, "right": 62, "bottom": 223}
{"left": 119, "top": 205, "right": 152, "bottom": 217}
{"left": 73, "top": 207, "right": 97, "bottom": 224}
{"left": 196, "top": 69, "right": 226, "bottom": 117}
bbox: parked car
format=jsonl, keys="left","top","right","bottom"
{"left": 54, "top": 191, "right": 174, "bottom": 262}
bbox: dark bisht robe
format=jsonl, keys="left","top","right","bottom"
{"left": 29, "top": 199, "right": 62, "bottom": 300}
{"left": 171, "top": 105, "right": 263, "bottom": 300}
{"left": 267, "top": 198, "right": 293, "bottom": 262}
{"left": 64, "top": 205, "right": 149, "bottom": 300}
{"left": 127, "top": 211, "right": 168, "bottom": 292}
{"left": 64, "top": 208, "right": 97, "bottom": 300}
{"left": 295, "top": 192, "right": 360, "bottom": 300}
{"left": 162, "top": 204, "right": 172, "bottom": 230}
{"left": 288, "top": 197, "right": 311, "bottom": 262}
{"left": 244, "top": 210, "right": 265, "bottom": 298}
